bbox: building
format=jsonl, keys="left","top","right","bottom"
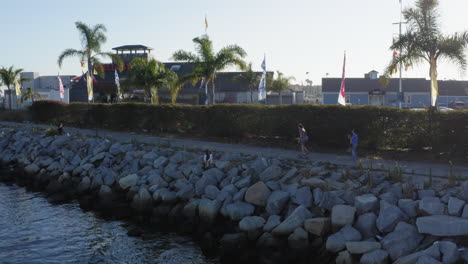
{"left": 5, "top": 72, "right": 73, "bottom": 109}
{"left": 322, "top": 71, "right": 468, "bottom": 108}
{"left": 71, "top": 44, "right": 276, "bottom": 104}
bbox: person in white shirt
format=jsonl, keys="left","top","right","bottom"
{"left": 203, "top": 149, "right": 213, "bottom": 169}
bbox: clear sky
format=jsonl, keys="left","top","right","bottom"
{"left": 1, "top": 0, "right": 468, "bottom": 85}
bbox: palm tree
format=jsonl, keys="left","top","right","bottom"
{"left": 172, "top": 35, "right": 247, "bottom": 104}
{"left": 125, "top": 58, "right": 178, "bottom": 104}
{"left": 57, "top": 21, "right": 123, "bottom": 102}
{"left": 271, "top": 71, "right": 295, "bottom": 105}
{"left": 385, "top": 0, "right": 468, "bottom": 107}
{"left": 21, "top": 87, "right": 42, "bottom": 104}
{"left": 0, "top": 66, "right": 31, "bottom": 109}
{"left": 233, "top": 63, "right": 260, "bottom": 103}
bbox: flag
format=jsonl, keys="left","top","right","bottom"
{"left": 14, "top": 79, "right": 21, "bottom": 96}
{"left": 205, "top": 14, "right": 208, "bottom": 31}
{"left": 80, "top": 62, "right": 86, "bottom": 68}
{"left": 115, "top": 69, "right": 121, "bottom": 99}
{"left": 86, "top": 72, "right": 93, "bottom": 102}
{"left": 57, "top": 74, "right": 64, "bottom": 100}
{"left": 338, "top": 52, "right": 347, "bottom": 106}
{"left": 258, "top": 55, "right": 267, "bottom": 102}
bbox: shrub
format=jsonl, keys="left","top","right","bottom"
{"left": 27, "top": 101, "right": 468, "bottom": 157}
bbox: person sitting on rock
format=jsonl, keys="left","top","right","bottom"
{"left": 203, "top": 149, "right": 213, "bottom": 169}
{"left": 57, "top": 122, "right": 64, "bottom": 135}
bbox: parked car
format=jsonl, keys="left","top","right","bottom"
{"left": 448, "top": 101, "right": 465, "bottom": 110}
{"left": 438, "top": 107, "right": 454, "bottom": 112}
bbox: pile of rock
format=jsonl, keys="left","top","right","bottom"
{"left": 1, "top": 126, "right": 468, "bottom": 263}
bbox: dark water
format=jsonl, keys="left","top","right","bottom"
{"left": 0, "top": 183, "right": 219, "bottom": 264}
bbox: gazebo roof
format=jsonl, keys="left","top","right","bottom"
{"left": 112, "top": 45, "right": 153, "bottom": 51}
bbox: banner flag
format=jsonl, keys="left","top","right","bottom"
{"left": 258, "top": 55, "right": 267, "bottom": 102}
{"left": 115, "top": 69, "right": 121, "bottom": 99}
{"left": 57, "top": 74, "right": 64, "bottom": 100}
{"left": 86, "top": 72, "right": 93, "bottom": 102}
{"left": 338, "top": 52, "right": 347, "bottom": 105}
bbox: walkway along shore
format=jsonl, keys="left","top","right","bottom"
{"left": 2, "top": 123, "right": 468, "bottom": 263}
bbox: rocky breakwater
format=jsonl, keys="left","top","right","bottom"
{"left": 1, "top": 126, "right": 468, "bottom": 263}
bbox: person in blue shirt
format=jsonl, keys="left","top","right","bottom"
{"left": 350, "top": 129, "right": 359, "bottom": 161}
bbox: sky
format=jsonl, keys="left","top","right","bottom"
{"left": 1, "top": 0, "right": 468, "bottom": 85}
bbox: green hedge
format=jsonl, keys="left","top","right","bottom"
{"left": 29, "top": 101, "right": 468, "bottom": 156}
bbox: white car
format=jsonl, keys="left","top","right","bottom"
{"left": 438, "top": 107, "right": 454, "bottom": 112}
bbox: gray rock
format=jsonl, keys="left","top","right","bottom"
{"left": 418, "top": 189, "right": 436, "bottom": 199}
{"left": 198, "top": 199, "right": 221, "bottom": 224}
{"left": 153, "top": 156, "right": 169, "bottom": 168}
{"left": 398, "top": 199, "right": 418, "bottom": 218}
{"left": 379, "top": 192, "right": 398, "bottom": 205}
{"left": 195, "top": 174, "right": 217, "bottom": 196}
{"left": 24, "top": 163, "right": 40, "bottom": 175}
{"left": 381, "top": 222, "right": 423, "bottom": 261}
{"left": 423, "top": 243, "right": 440, "bottom": 260}
{"left": 354, "top": 212, "right": 378, "bottom": 239}
{"left": 301, "top": 177, "right": 327, "bottom": 189}
{"left": 419, "top": 197, "right": 445, "bottom": 216}
{"left": 462, "top": 204, "right": 468, "bottom": 218}
{"left": 332, "top": 205, "right": 356, "bottom": 228}
{"left": 336, "top": 250, "right": 353, "bottom": 264}
{"left": 416, "top": 215, "right": 468, "bottom": 236}
{"left": 325, "top": 225, "right": 362, "bottom": 252}
{"left": 245, "top": 181, "right": 271, "bottom": 207}
{"left": 313, "top": 188, "right": 323, "bottom": 205}
{"left": 304, "top": 217, "right": 331, "bottom": 236}
{"left": 439, "top": 241, "right": 459, "bottom": 264}
{"left": 346, "top": 241, "right": 381, "bottom": 254}
{"left": 416, "top": 255, "right": 442, "bottom": 264}
{"left": 393, "top": 252, "right": 424, "bottom": 264}
{"left": 272, "top": 205, "right": 313, "bottom": 235}
{"left": 291, "top": 186, "right": 313, "bottom": 207}
{"left": 288, "top": 227, "right": 309, "bottom": 250}
{"left": 360, "top": 250, "right": 389, "bottom": 264}
{"left": 256, "top": 232, "right": 281, "bottom": 248}
{"left": 355, "top": 194, "right": 379, "bottom": 214}
{"left": 259, "top": 165, "right": 282, "bottom": 182}
{"left": 233, "top": 187, "right": 248, "bottom": 202}
{"left": 239, "top": 216, "right": 265, "bottom": 232}
{"left": 264, "top": 215, "right": 281, "bottom": 232}
{"left": 266, "top": 190, "right": 289, "bottom": 215}
{"left": 225, "top": 202, "right": 255, "bottom": 221}
{"left": 376, "top": 200, "right": 406, "bottom": 233}
{"left": 176, "top": 185, "right": 195, "bottom": 200}
{"left": 265, "top": 181, "right": 280, "bottom": 191}
{"left": 77, "top": 176, "right": 91, "bottom": 192}
{"left": 319, "top": 191, "right": 345, "bottom": 210}
{"left": 234, "top": 175, "right": 251, "bottom": 189}
{"left": 219, "top": 233, "right": 247, "bottom": 250}
{"left": 448, "top": 197, "right": 465, "bottom": 217}
{"left": 251, "top": 157, "right": 268, "bottom": 174}
{"left": 183, "top": 199, "right": 200, "bottom": 218}
{"left": 119, "top": 174, "right": 139, "bottom": 190}
{"left": 280, "top": 167, "right": 297, "bottom": 183}
{"left": 204, "top": 185, "right": 220, "bottom": 200}
{"left": 132, "top": 187, "right": 152, "bottom": 212}
{"left": 153, "top": 188, "right": 177, "bottom": 202}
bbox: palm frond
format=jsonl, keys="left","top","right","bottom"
{"left": 58, "top": 49, "right": 85, "bottom": 67}
{"left": 172, "top": 50, "right": 199, "bottom": 62}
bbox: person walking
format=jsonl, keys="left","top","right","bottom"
{"left": 298, "top": 124, "right": 309, "bottom": 154}
{"left": 350, "top": 129, "right": 359, "bottom": 161}
{"left": 203, "top": 149, "right": 213, "bottom": 169}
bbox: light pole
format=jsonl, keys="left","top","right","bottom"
{"left": 393, "top": 0, "right": 406, "bottom": 108}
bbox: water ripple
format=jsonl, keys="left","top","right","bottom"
{"left": 0, "top": 183, "right": 219, "bottom": 264}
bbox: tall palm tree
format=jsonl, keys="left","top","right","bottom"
{"left": 57, "top": 21, "right": 123, "bottom": 102}
{"left": 172, "top": 35, "right": 247, "bottom": 104}
{"left": 21, "top": 87, "right": 42, "bottom": 104}
{"left": 233, "top": 63, "right": 260, "bottom": 103}
{"left": 271, "top": 71, "right": 295, "bottom": 105}
{"left": 0, "top": 66, "right": 31, "bottom": 109}
{"left": 125, "top": 58, "right": 178, "bottom": 104}
{"left": 385, "top": 0, "right": 468, "bottom": 107}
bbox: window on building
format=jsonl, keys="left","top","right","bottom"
{"left": 170, "top": 65, "right": 181, "bottom": 71}
{"left": 346, "top": 95, "right": 351, "bottom": 104}
{"left": 406, "top": 95, "right": 411, "bottom": 104}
